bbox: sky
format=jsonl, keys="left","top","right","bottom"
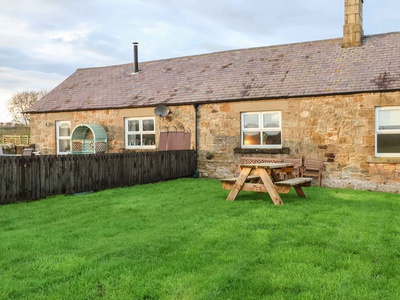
{"left": 0, "top": 0, "right": 399, "bottom": 122}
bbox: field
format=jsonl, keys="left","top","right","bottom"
{"left": 1, "top": 178, "right": 399, "bottom": 299}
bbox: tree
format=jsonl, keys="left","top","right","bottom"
{"left": 7, "top": 90, "right": 47, "bottom": 126}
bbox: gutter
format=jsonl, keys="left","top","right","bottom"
{"left": 193, "top": 103, "right": 199, "bottom": 178}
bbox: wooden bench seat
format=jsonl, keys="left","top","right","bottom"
{"left": 221, "top": 175, "right": 260, "bottom": 183}
{"left": 274, "top": 177, "right": 313, "bottom": 197}
{"left": 274, "top": 177, "right": 313, "bottom": 187}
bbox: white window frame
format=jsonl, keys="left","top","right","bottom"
{"left": 56, "top": 121, "right": 71, "bottom": 155}
{"left": 125, "top": 117, "right": 156, "bottom": 150}
{"left": 241, "top": 111, "right": 282, "bottom": 149}
{"left": 375, "top": 106, "right": 400, "bottom": 157}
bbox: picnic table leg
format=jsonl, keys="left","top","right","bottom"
{"left": 258, "top": 169, "right": 283, "bottom": 205}
{"left": 286, "top": 171, "right": 307, "bottom": 197}
{"left": 226, "top": 167, "right": 251, "bottom": 201}
{"left": 294, "top": 186, "right": 307, "bottom": 198}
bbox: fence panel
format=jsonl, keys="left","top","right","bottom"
{"left": 0, "top": 150, "right": 196, "bottom": 204}
{"left": 2, "top": 135, "right": 30, "bottom": 145}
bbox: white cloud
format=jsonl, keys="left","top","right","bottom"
{"left": 48, "top": 26, "right": 91, "bottom": 43}
{"left": 0, "top": 67, "right": 66, "bottom": 122}
{"left": 0, "top": 16, "right": 31, "bottom": 47}
{"left": 143, "top": 22, "right": 173, "bottom": 37}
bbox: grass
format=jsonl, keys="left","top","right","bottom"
{"left": 1, "top": 178, "right": 400, "bottom": 299}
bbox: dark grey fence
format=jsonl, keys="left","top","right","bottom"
{"left": 0, "top": 150, "right": 196, "bottom": 204}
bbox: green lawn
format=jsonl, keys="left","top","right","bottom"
{"left": 1, "top": 178, "right": 400, "bottom": 299}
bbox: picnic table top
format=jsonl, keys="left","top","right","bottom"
{"left": 239, "top": 162, "right": 294, "bottom": 169}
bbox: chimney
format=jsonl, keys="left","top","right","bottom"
{"left": 133, "top": 42, "right": 139, "bottom": 73}
{"left": 343, "top": 0, "right": 364, "bottom": 47}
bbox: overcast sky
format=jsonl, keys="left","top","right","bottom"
{"left": 0, "top": 0, "right": 399, "bottom": 122}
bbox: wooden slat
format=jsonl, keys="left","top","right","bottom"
{"left": 10, "top": 157, "right": 17, "bottom": 201}
{"left": 274, "top": 177, "right": 313, "bottom": 187}
{"left": 220, "top": 175, "right": 261, "bottom": 183}
{"left": 275, "top": 186, "right": 291, "bottom": 194}
{"left": 222, "top": 181, "right": 266, "bottom": 191}
{"left": 240, "top": 162, "right": 293, "bottom": 169}
{"left": 304, "top": 158, "right": 324, "bottom": 171}
{"left": 0, "top": 158, "right": 5, "bottom": 203}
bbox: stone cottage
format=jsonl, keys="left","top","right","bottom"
{"left": 27, "top": 0, "right": 400, "bottom": 193}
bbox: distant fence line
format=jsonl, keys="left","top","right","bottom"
{"left": 2, "top": 135, "right": 30, "bottom": 145}
{"left": 0, "top": 150, "right": 196, "bottom": 204}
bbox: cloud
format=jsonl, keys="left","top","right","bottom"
{"left": 48, "top": 26, "right": 91, "bottom": 43}
{"left": 0, "top": 67, "right": 66, "bottom": 122}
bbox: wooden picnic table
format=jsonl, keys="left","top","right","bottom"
{"left": 221, "top": 163, "right": 313, "bottom": 205}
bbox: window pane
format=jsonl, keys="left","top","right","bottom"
{"left": 128, "top": 120, "right": 139, "bottom": 132}
{"left": 59, "top": 123, "right": 70, "bottom": 137}
{"left": 143, "top": 134, "right": 155, "bottom": 146}
{"left": 125, "top": 117, "right": 156, "bottom": 148}
{"left": 142, "top": 119, "right": 154, "bottom": 131}
{"left": 263, "top": 113, "right": 280, "bottom": 128}
{"left": 378, "top": 110, "right": 400, "bottom": 130}
{"left": 127, "top": 134, "right": 141, "bottom": 146}
{"left": 262, "top": 131, "right": 281, "bottom": 145}
{"left": 377, "top": 134, "right": 400, "bottom": 153}
{"left": 58, "top": 140, "right": 70, "bottom": 153}
{"left": 243, "top": 132, "right": 261, "bottom": 145}
{"left": 243, "top": 114, "right": 259, "bottom": 129}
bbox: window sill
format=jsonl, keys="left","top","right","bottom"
{"left": 125, "top": 147, "right": 157, "bottom": 150}
{"left": 366, "top": 157, "right": 400, "bottom": 164}
{"left": 234, "top": 147, "right": 290, "bottom": 155}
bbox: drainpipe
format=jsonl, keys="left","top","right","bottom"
{"left": 193, "top": 103, "right": 199, "bottom": 178}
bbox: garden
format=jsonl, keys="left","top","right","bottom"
{"left": 1, "top": 178, "right": 399, "bottom": 299}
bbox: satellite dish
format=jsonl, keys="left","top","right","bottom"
{"left": 154, "top": 105, "right": 170, "bottom": 117}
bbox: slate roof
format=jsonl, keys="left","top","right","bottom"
{"left": 27, "top": 32, "right": 400, "bottom": 113}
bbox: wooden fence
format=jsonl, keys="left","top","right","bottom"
{"left": 0, "top": 150, "right": 196, "bottom": 204}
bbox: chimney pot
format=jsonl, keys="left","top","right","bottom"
{"left": 133, "top": 42, "right": 139, "bottom": 73}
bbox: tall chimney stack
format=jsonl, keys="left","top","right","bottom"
{"left": 343, "top": 0, "right": 364, "bottom": 47}
{"left": 133, "top": 42, "right": 139, "bottom": 73}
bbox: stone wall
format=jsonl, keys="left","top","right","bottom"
{"left": 197, "top": 91, "right": 400, "bottom": 193}
{"left": 30, "top": 105, "right": 196, "bottom": 155}
{"left": 30, "top": 91, "right": 400, "bottom": 193}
